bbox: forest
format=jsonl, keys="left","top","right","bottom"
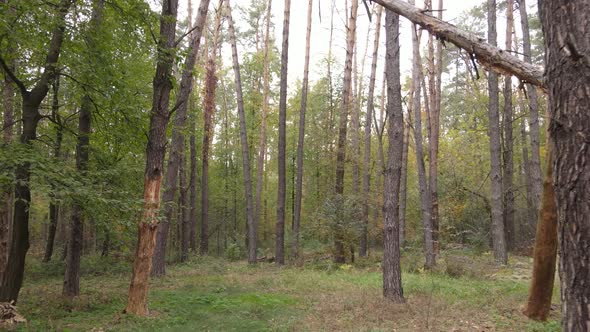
{"left": 0, "top": 0, "right": 588, "bottom": 330}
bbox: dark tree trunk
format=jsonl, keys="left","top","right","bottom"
{"left": 539, "top": 0, "right": 590, "bottom": 329}
{"left": 150, "top": 0, "right": 209, "bottom": 277}
{"left": 382, "top": 9, "right": 405, "bottom": 304}
{"left": 292, "top": 0, "right": 313, "bottom": 259}
{"left": 360, "top": 6, "right": 382, "bottom": 258}
{"left": 275, "top": 0, "right": 291, "bottom": 265}
{"left": 1, "top": 47, "right": 15, "bottom": 273}
{"left": 502, "top": 0, "right": 515, "bottom": 251}
{"left": 334, "top": 0, "right": 358, "bottom": 264}
{"left": 225, "top": 0, "right": 256, "bottom": 264}
{"left": 0, "top": 0, "right": 73, "bottom": 303}
{"left": 487, "top": 0, "right": 507, "bottom": 265}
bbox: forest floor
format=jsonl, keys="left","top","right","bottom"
{"left": 7, "top": 248, "right": 561, "bottom": 331}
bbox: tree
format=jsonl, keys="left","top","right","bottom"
{"left": 540, "top": 0, "right": 590, "bottom": 328}
{"left": 382, "top": 8, "right": 404, "bottom": 303}
{"left": 486, "top": 0, "right": 507, "bottom": 265}
{"left": 0, "top": 0, "right": 74, "bottom": 303}
{"left": 126, "top": 0, "right": 210, "bottom": 315}
{"left": 360, "top": 5, "right": 383, "bottom": 257}
{"left": 275, "top": 0, "right": 291, "bottom": 265}
{"left": 292, "top": 0, "right": 313, "bottom": 258}
{"left": 225, "top": 0, "right": 256, "bottom": 264}
{"left": 334, "top": 0, "right": 358, "bottom": 264}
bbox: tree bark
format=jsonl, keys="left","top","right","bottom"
{"left": 333, "top": 0, "right": 358, "bottom": 264}
{"left": 150, "top": 0, "right": 209, "bottom": 277}
{"left": 487, "top": 0, "right": 507, "bottom": 265}
{"left": 371, "top": 0, "right": 545, "bottom": 90}
{"left": 0, "top": 0, "right": 73, "bottom": 303}
{"left": 179, "top": 152, "right": 189, "bottom": 262}
{"left": 225, "top": 0, "right": 256, "bottom": 264}
{"left": 293, "top": 0, "right": 313, "bottom": 259}
{"left": 399, "top": 119, "right": 409, "bottom": 248}
{"left": 382, "top": 8, "right": 405, "bottom": 304}
{"left": 523, "top": 143, "right": 557, "bottom": 321}
{"left": 539, "top": 0, "right": 590, "bottom": 329}
{"left": 502, "top": 0, "right": 515, "bottom": 251}
{"left": 359, "top": 6, "right": 382, "bottom": 258}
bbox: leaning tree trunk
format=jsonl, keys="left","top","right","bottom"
{"left": 225, "top": 0, "right": 256, "bottom": 264}
{"left": 334, "top": 0, "right": 358, "bottom": 264}
{"left": 382, "top": 8, "right": 405, "bottom": 304}
{"left": 275, "top": 0, "right": 291, "bottom": 265}
{"left": 0, "top": 0, "right": 73, "bottom": 303}
{"left": 292, "top": 0, "right": 313, "bottom": 259}
{"left": 539, "top": 0, "right": 590, "bottom": 329}
{"left": 486, "top": 0, "right": 507, "bottom": 265}
{"left": 360, "top": 6, "right": 383, "bottom": 258}
{"left": 523, "top": 142, "right": 557, "bottom": 321}
{"left": 150, "top": 0, "right": 209, "bottom": 277}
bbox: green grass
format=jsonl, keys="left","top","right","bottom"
{"left": 8, "top": 251, "right": 561, "bottom": 331}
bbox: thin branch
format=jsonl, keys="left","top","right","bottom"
{"left": 0, "top": 53, "right": 27, "bottom": 95}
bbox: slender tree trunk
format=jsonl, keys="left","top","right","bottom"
{"left": 399, "top": 118, "right": 409, "bottom": 247}
{"left": 382, "top": 8, "right": 405, "bottom": 303}
{"left": 518, "top": 91, "right": 535, "bottom": 229}
{"left": 360, "top": 6, "right": 383, "bottom": 257}
{"left": 201, "top": 1, "right": 222, "bottom": 255}
{"left": 255, "top": 0, "right": 272, "bottom": 255}
{"left": 523, "top": 142, "right": 557, "bottom": 321}
{"left": 0, "top": 0, "right": 73, "bottom": 303}
{"left": 539, "top": 1, "right": 590, "bottom": 329}
{"left": 43, "top": 79, "right": 62, "bottom": 263}
{"left": 0, "top": 69, "right": 14, "bottom": 274}
{"left": 275, "top": 0, "right": 291, "bottom": 265}
{"left": 517, "top": 0, "right": 542, "bottom": 221}
{"left": 179, "top": 152, "right": 189, "bottom": 262}
{"left": 502, "top": 0, "right": 515, "bottom": 251}
{"left": 189, "top": 111, "right": 197, "bottom": 251}
{"left": 225, "top": 0, "right": 256, "bottom": 264}
{"left": 486, "top": 0, "right": 507, "bottom": 265}
{"left": 372, "top": 72, "right": 386, "bottom": 249}
{"left": 333, "top": 0, "right": 358, "bottom": 264}
{"left": 150, "top": 0, "right": 209, "bottom": 277}
{"left": 293, "top": 0, "right": 313, "bottom": 259}
{"left": 409, "top": 12, "right": 435, "bottom": 268}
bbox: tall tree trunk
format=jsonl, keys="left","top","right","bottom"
{"left": 360, "top": 6, "right": 383, "bottom": 257}
{"left": 502, "top": 0, "right": 515, "bottom": 251}
{"left": 43, "top": 79, "right": 62, "bottom": 263}
{"left": 517, "top": 0, "right": 542, "bottom": 221}
{"left": 201, "top": 0, "right": 223, "bottom": 255}
{"left": 275, "top": 0, "right": 291, "bottom": 265}
{"left": 189, "top": 110, "right": 197, "bottom": 251}
{"left": 150, "top": 0, "right": 209, "bottom": 278}
{"left": 518, "top": 92, "right": 535, "bottom": 229}
{"left": 225, "top": 0, "right": 256, "bottom": 264}
{"left": 372, "top": 72, "right": 386, "bottom": 249}
{"left": 399, "top": 118, "right": 409, "bottom": 247}
{"left": 293, "top": 0, "right": 313, "bottom": 259}
{"left": 523, "top": 143, "right": 557, "bottom": 321}
{"left": 126, "top": 0, "right": 209, "bottom": 315}
{"left": 486, "top": 0, "right": 507, "bottom": 265}
{"left": 382, "top": 8, "right": 405, "bottom": 303}
{"left": 255, "top": 0, "right": 272, "bottom": 255}
{"left": 410, "top": 16, "right": 435, "bottom": 269}
{"left": 0, "top": 0, "right": 73, "bottom": 303}
{"left": 540, "top": 1, "right": 590, "bottom": 329}
{"left": 179, "top": 152, "right": 189, "bottom": 262}
{"left": 334, "top": 0, "right": 358, "bottom": 264}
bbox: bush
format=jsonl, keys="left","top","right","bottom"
{"left": 225, "top": 242, "right": 243, "bottom": 261}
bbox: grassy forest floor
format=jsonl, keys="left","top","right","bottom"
{"left": 8, "top": 249, "right": 560, "bottom": 331}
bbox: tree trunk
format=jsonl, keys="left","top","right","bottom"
{"left": 179, "top": 152, "right": 189, "bottom": 262}
{"left": 486, "top": 0, "right": 507, "bottom": 265}
{"left": 371, "top": 0, "right": 545, "bottom": 90}
{"left": 43, "top": 79, "right": 62, "bottom": 263}
{"left": 382, "top": 8, "right": 405, "bottom": 304}
{"left": 334, "top": 0, "right": 358, "bottom": 264}
{"left": 0, "top": 0, "right": 73, "bottom": 303}
{"left": 225, "top": 0, "right": 256, "bottom": 264}
{"left": 517, "top": 0, "right": 542, "bottom": 221}
{"left": 399, "top": 118, "right": 409, "bottom": 247}
{"left": 373, "top": 73, "right": 386, "bottom": 249}
{"left": 518, "top": 92, "right": 535, "bottom": 230}
{"left": 523, "top": 143, "right": 557, "bottom": 321}
{"left": 292, "top": 0, "right": 313, "bottom": 259}
{"left": 502, "top": 0, "right": 515, "bottom": 251}
{"left": 255, "top": 0, "right": 272, "bottom": 256}
{"left": 189, "top": 113, "right": 197, "bottom": 251}
{"left": 539, "top": 1, "right": 590, "bottom": 329}
{"left": 201, "top": 1, "right": 222, "bottom": 255}
{"left": 150, "top": 0, "right": 209, "bottom": 277}
{"left": 409, "top": 12, "right": 435, "bottom": 269}
{"left": 359, "top": 6, "right": 382, "bottom": 258}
